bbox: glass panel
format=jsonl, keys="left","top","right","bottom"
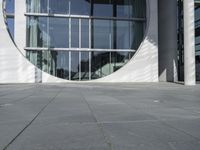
{"left": 132, "top": 0, "right": 146, "bottom": 18}
{"left": 56, "top": 51, "right": 69, "bottom": 79}
{"left": 7, "top": 18, "right": 14, "bottom": 39}
{"left": 49, "top": 0, "right": 69, "bottom": 14}
{"left": 26, "top": 17, "right": 48, "bottom": 47}
{"left": 70, "top": 0, "right": 90, "bottom": 15}
{"left": 26, "top": 51, "right": 42, "bottom": 69}
{"left": 131, "top": 21, "right": 144, "bottom": 50}
{"left": 91, "top": 51, "right": 110, "bottom": 79}
{"left": 116, "top": 0, "right": 132, "bottom": 18}
{"left": 71, "top": 19, "right": 79, "bottom": 48}
{"left": 116, "top": 0, "right": 146, "bottom": 18}
{"left": 71, "top": 51, "right": 80, "bottom": 80}
{"left": 81, "top": 19, "right": 89, "bottom": 48}
{"left": 81, "top": 52, "right": 89, "bottom": 80}
{"left": 92, "top": 19, "right": 113, "bottom": 49}
{"left": 116, "top": 20, "right": 130, "bottom": 49}
{"left": 6, "top": 0, "right": 14, "bottom": 13}
{"left": 49, "top": 17, "right": 69, "bottom": 48}
{"left": 93, "top": 0, "right": 113, "bottom": 17}
{"left": 195, "top": 6, "right": 200, "bottom": 81}
{"left": 111, "top": 52, "right": 132, "bottom": 72}
{"left": 42, "top": 51, "right": 57, "bottom": 76}
{"left": 27, "top": 0, "right": 48, "bottom": 13}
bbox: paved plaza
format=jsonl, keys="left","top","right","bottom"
{"left": 0, "top": 83, "right": 200, "bottom": 150}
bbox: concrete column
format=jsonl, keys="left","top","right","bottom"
{"left": 184, "top": 0, "right": 196, "bottom": 85}
{"left": 158, "top": 0, "right": 178, "bottom": 82}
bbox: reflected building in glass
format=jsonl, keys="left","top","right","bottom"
{"left": 0, "top": 0, "right": 197, "bottom": 85}
{"left": 25, "top": 0, "right": 146, "bottom": 81}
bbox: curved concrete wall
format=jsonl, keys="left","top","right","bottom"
{"left": 0, "top": 0, "right": 158, "bottom": 83}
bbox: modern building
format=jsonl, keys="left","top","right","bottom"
{"left": 0, "top": 0, "right": 199, "bottom": 85}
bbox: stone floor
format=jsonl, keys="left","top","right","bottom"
{"left": 0, "top": 83, "right": 200, "bottom": 150}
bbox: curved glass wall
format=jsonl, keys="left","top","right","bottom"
{"left": 4, "top": 0, "right": 15, "bottom": 39}
{"left": 25, "top": 0, "right": 146, "bottom": 81}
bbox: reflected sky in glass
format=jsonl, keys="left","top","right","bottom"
{"left": 5, "top": 0, "right": 14, "bottom": 38}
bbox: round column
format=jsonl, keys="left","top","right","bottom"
{"left": 184, "top": 0, "right": 196, "bottom": 85}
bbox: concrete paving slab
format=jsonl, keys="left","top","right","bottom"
{"left": 0, "top": 83, "right": 199, "bottom": 150}
{"left": 7, "top": 123, "right": 109, "bottom": 150}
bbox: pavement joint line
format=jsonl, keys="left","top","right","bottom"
{"left": 2, "top": 88, "right": 63, "bottom": 150}
{"left": 79, "top": 90, "right": 114, "bottom": 150}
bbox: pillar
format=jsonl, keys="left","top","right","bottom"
{"left": 184, "top": 0, "right": 196, "bottom": 85}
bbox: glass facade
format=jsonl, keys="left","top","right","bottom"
{"left": 195, "top": 2, "right": 200, "bottom": 81}
{"left": 25, "top": 0, "right": 146, "bottom": 81}
{"left": 5, "top": 0, "right": 14, "bottom": 39}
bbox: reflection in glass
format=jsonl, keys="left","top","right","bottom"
{"left": 71, "top": 51, "right": 80, "bottom": 80}
{"left": 92, "top": 19, "right": 113, "bottom": 49}
{"left": 81, "top": 52, "right": 89, "bottom": 80}
{"left": 27, "top": 50, "right": 135, "bottom": 81}
{"left": 71, "top": 19, "right": 79, "bottom": 48}
{"left": 25, "top": 0, "right": 146, "bottom": 81}
{"left": 26, "top": 17, "right": 48, "bottom": 47}
{"left": 42, "top": 51, "right": 57, "bottom": 76}
{"left": 131, "top": 22, "right": 145, "bottom": 50}
{"left": 91, "top": 52, "right": 110, "bottom": 79}
{"left": 49, "top": 17, "right": 69, "bottom": 48}
{"left": 27, "top": 51, "right": 70, "bottom": 79}
{"left": 81, "top": 19, "right": 89, "bottom": 48}
{"left": 132, "top": 0, "right": 146, "bottom": 18}
{"left": 70, "top": 0, "right": 90, "bottom": 15}
{"left": 116, "top": 20, "right": 130, "bottom": 49}
{"left": 6, "top": 0, "right": 14, "bottom": 13}
{"left": 26, "top": 51, "right": 42, "bottom": 69}
{"left": 56, "top": 51, "right": 69, "bottom": 79}
{"left": 49, "top": 0, "right": 69, "bottom": 14}
{"left": 93, "top": 0, "right": 113, "bottom": 17}
{"left": 111, "top": 52, "right": 132, "bottom": 72}
{"left": 27, "top": 0, "right": 48, "bottom": 13}
{"left": 7, "top": 18, "right": 14, "bottom": 39}
{"left": 116, "top": 0, "right": 146, "bottom": 18}
{"left": 116, "top": 0, "right": 133, "bottom": 18}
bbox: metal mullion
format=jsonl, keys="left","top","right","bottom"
{"left": 89, "top": 19, "right": 91, "bottom": 49}
{"left": 109, "top": 52, "right": 111, "bottom": 74}
{"left": 79, "top": 52, "right": 81, "bottom": 81}
{"left": 89, "top": 18, "right": 92, "bottom": 80}
{"left": 24, "top": 13, "right": 146, "bottom": 22}
{"left": 79, "top": 19, "right": 82, "bottom": 48}
{"left": 69, "top": 51, "right": 71, "bottom": 80}
{"left": 79, "top": 19, "right": 82, "bottom": 80}
{"left": 25, "top": 47, "right": 136, "bottom": 52}
{"left": 69, "top": 18, "right": 71, "bottom": 48}
{"left": 47, "top": 0, "right": 49, "bottom": 14}
{"left": 89, "top": 51, "right": 91, "bottom": 80}
{"left": 47, "top": 16, "right": 50, "bottom": 48}
{"left": 69, "top": 17, "right": 71, "bottom": 80}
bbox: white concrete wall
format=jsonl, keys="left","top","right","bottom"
{"left": 14, "top": 0, "right": 26, "bottom": 55}
{"left": 0, "top": 0, "right": 158, "bottom": 83}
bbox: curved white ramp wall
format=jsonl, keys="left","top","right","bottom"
{"left": 0, "top": 0, "right": 158, "bottom": 83}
